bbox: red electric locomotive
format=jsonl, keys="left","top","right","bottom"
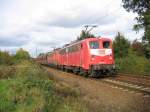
{"left": 36, "top": 53, "right": 48, "bottom": 65}
{"left": 47, "top": 48, "right": 60, "bottom": 67}
{"left": 58, "top": 37, "right": 116, "bottom": 77}
{"left": 37, "top": 37, "right": 116, "bottom": 77}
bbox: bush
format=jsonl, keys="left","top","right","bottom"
{"left": 14, "top": 48, "right": 30, "bottom": 61}
{"left": 116, "top": 49, "right": 150, "bottom": 75}
{"left": 0, "top": 66, "right": 15, "bottom": 79}
{"left": 0, "top": 61, "right": 88, "bottom": 112}
{"left": 0, "top": 61, "right": 61, "bottom": 112}
{"left": 0, "top": 51, "right": 14, "bottom": 65}
{"left": 131, "top": 39, "right": 145, "bottom": 56}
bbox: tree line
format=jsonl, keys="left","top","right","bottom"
{"left": 0, "top": 48, "right": 30, "bottom": 65}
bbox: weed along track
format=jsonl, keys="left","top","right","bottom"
{"left": 45, "top": 66, "right": 150, "bottom": 112}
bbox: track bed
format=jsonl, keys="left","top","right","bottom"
{"left": 45, "top": 66, "right": 150, "bottom": 112}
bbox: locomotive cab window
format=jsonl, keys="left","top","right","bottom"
{"left": 103, "top": 41, "right": 110, "bottom": 48}
{"left": 89, "top": 41, "right": 99, "bottom": 49}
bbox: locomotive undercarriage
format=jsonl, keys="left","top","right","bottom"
{"left": 58, "top": 64, "right": 116, "bottom": 78}
{"left": 89, "top": 64, "right": 116, "bottom": 77}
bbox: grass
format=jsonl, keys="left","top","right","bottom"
{"left": 0, "top": 61, "right": 88, "bottom": 112}
{"left": 115, "top": 51, "right": 150, "bottom": 76}
{"left": 0, "top": 65, "right": 15, "bottom": 79}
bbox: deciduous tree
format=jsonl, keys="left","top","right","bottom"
{"left": 0, "top": 51, "right": 13, "bottom": 65}
{"left": 14, "top": 48, "right": 30, "bottom": 60}
{"left": 131, "top": 39, "right": 145, "bottom": 56}
{"left": 122, "top": 0, "right": 150, "bottom": 58}
{"left": 77, "top": 30, "right": 95, "bottom": 40}
{"left": 113, "top": 32, "right": 130, "bottom": 58}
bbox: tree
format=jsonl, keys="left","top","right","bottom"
{"left": 77, "top": 30, "right": 95, "bottom": 40}
{"left": 131, "top": 39, "right": 145, "bottom": 56}
{"left": 0, "top": 51, "right": 14, "bottom": 65}
{"left": 113, "top": 32, "right": 130, "bottom": 58}
{"left": 122, "top": 0, "right": 150, "bottom": 58}
{"left": 14, "top": 48, "right": 30, "bottom": 60}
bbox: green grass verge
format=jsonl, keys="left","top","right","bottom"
{"left": 0, "top": 61, "right": 88, "bottom": 112}
{"left": 116, "top": 52, "right": 150, "bottom": 76}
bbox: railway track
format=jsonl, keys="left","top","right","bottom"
{"left": 118, "top": 73, "right": 150, "bottom": 80}
{"left": 111, "top": 74, "right": 150, "bottom": 87}
{"left": 100, "top": 78, "right": 150, "bottom": 96}
{"left": 95, "top": 73, "right": 150, "bottom": 96}
{"left": 45, "top": 66, "right": 150, "bottom": 97}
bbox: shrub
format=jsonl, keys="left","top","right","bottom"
{"left": 131, "top": 39, "right": 145, "bottom": 56}
{"left": 0, "top": 61, "right": 60, "bottom": 112}
{"left": 116, "top": 50, "right": 150, "bottom": 75}
{"left": 0, "top": 66, "right": 15, "bottom": 79}
{"left": 0, "top": 61, "right": 88, "bottom": 112}
{"left": 14, "top": 48, "right": 30, "bottom": 61}
{"left": 0, "top": 51, "right": 14, "bottom": 65}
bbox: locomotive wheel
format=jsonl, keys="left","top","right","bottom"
{"left": 61, "top": 66, "right": 64, "bottom": 71}
{"left": 79, "top": 69, "right": 83, "bottom": 76}
{"left": 82, "top": 71, "right": 89, "bottom": 77}
{"left": 65, "top": 67, "right": 69, "bottom": 72}
{"left": 66, "top": 69, "right": 70, "bottom": 72}
{"left": 73, "top": 68, "right": 78, "bottom": 74}
{"left": 89, "top": 69, "right": 100, "bottom": 78}
{"left": 79, "top": 69, "right": 88, "bottom": 77}
{"left": 109, "top": 69, "right": 117, "bottom": 77}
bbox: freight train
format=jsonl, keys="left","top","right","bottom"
{"left": 36, "top": 37, "right": 116, "bottom": 77}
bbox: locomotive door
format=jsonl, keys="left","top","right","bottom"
{"left": 66, "top": 48, "right": 69, "bottom": 65}
{"left": 80, "top": 43, "right": 83, "bottom": 67}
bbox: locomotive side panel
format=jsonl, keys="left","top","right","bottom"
{"left": 67, "top": 43, "right": 82, "bottom": 67}
{"left": 80, "top": 40, "right": 90, "bottom": 70}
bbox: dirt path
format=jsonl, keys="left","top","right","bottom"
{"left": 46, "top": 67, "right": 150, "bottom": 112}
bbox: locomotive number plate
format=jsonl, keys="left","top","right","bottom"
{"left": 99, "top": 50, "right": 105, "bottom": 55}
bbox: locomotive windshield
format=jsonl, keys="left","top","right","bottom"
{"left": 89, "top": 41, "right": 99, "bottom": 49}
{"left": 103, "top": 41, "right": 110, "bottom": 48}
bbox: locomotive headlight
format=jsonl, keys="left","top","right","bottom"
{"left": 109, "top": 57, "right": 112, "bottom": 60}
{"left": 91, "top": 55, "right": 95, "bottom": 60}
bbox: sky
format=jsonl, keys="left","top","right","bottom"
{"left": 0, "top": 0, "right": 143, "bottom": 57}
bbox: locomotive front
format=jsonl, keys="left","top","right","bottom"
{"left": 88, "top": 38, "right": 116, "bottom": 76}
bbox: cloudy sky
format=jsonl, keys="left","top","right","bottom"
{"left": 0, "top": 0, "right": 143, "bottom": 57}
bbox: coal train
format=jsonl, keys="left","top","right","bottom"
{"left": 36, "top": 37, "right": 116, "bottom": 77}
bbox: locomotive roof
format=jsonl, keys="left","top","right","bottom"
{"left": 60, "top": 37, "right": 112, "bottom": 50}
{"left": 36, "top": 37, "right": 112, "bottom": 56}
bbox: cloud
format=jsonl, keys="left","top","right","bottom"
{"left": 0, "top": 0, "right": 143, "bottom": 57}
{"left": 0, "top": 34, "right": 30, "bottom": 47}
{"left": 44, "top": 8, "right": 120, "bottom": 28}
